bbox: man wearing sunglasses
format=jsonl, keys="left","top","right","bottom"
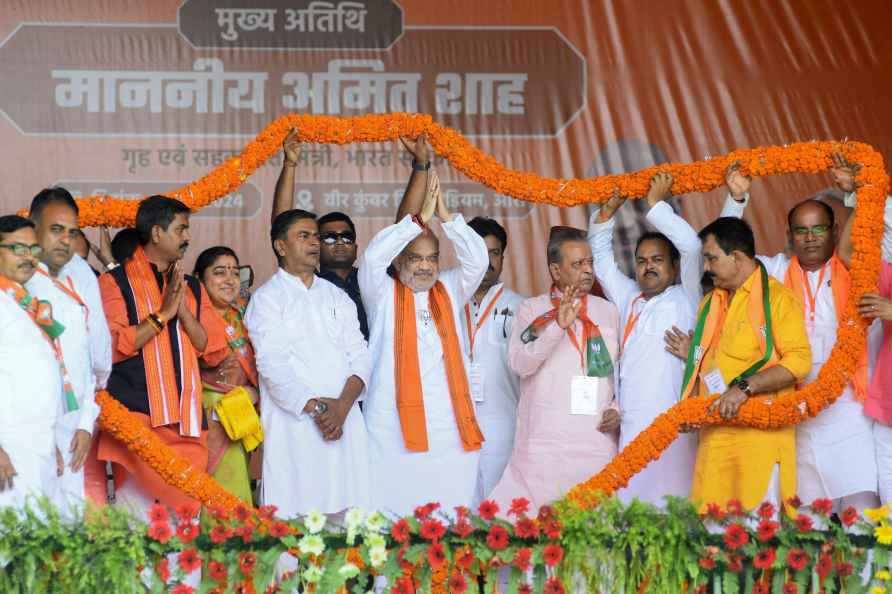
{"left": 271, "top": 128, "right": 369, "bottom": 340}
{"left": 0, "top": 215, "right": 65, "bottom": 510}
{"left": 720, "top": 153, "right": 878, "bottom": 521}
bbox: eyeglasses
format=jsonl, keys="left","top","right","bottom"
{"left": 0, "top": 243, "right": 43, "bottom": 257}
{"left": 792, "top": 225, "right": 831, "bottom": 237}
{"left": 320, "top": 232, "right": 356, "bottom": 245}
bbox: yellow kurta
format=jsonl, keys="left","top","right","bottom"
{"left": 691, "top": 270, "right": 812, "bottom": 512}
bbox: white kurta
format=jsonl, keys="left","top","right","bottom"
{"left": 0, "top": 287, "right": 63, "bottom": 510}
{"left": 26, "top": 264, "right": 99, "bottom": 511}
{"left": 60, "top": 254, "right": 112, "bottom": 390}
{"left": 722, "top": 195, "right": 878, "bottom": 502}
{"left": 358, "top": 214, "right": 488, "bottom": 517}
{"left": 588, "top": 202, "right": 699, "bottom": 504}
{"left": 460, "top": 282, "right": 524, "bottom": 505}
{"left": 245, "top": 269, "right": 372, "bottom": 517}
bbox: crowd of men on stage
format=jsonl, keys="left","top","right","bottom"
{"left": 2, "top": 132, "right": 892, "bottom": 531}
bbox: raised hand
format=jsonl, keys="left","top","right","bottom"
{"left": 96, "top": 226, "right": 115, "bottom": 266}
{"left": 419, "top": 169, "right": 439, "bottom": 224}
{"left": 829, "top": 151, "right": 860, "bottom": 193}
{"left": 160, "top": 262, "right": 185, "bottom": 321}
{"left": 645, "top": 171, "right": 674, "bottom": 209}
{"left": 725, "top": 161, "right": 751, "bottom": 200}
{"left": 556, "top": 285, "right": 582, "bottom": 329}
{"left": 283, "top": 128, "right": 301, "bottom": 164}
{"left": 433, "top": 171, "right": 454, "bottom": 223}
{"left": 598, "top": 187, "right": 626, "bottom": 222}
{"left": 399, "top": 133, "right": 430, "bottom": 165}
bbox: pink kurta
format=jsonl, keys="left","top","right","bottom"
{"left": 488, "top": 292, "right": 619, "bottom": 513}
{"left": 866, "top": 261, "right": 892, "bottom": 424}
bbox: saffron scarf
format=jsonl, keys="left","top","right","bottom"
{"left": 393, "top": 279, "right": 484, "bottom": 453}
{"left": 784, "top": 254, "right": 868, "bottom": 401}
{"left": 124, "top": 246, "right": 202, "bottom": 437}
{"left": 520, "top": 285, "right": 614, "bottom": 377}
{"left": 220, "top": 302, "right": 258, "bottom": 388}
{"left": 0, "top": 275, "right": 78, "bottom": 412}
{"left": 681, "top": 262, "right": 778, "bottom": 399}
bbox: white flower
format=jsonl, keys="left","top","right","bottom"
{"left": 302, "top": 565, "right": 323, "bottom": 583}
{"left": 366, "top": 533, "right": 386, "bottom": 549}
{"left": 338, "top": 562, "right": 360, "bottom": 579}
{"left": 304, "top": 510, "right": 326, "bottom": 534}
{"left": 298, "top": 534, "right": 326, "bottom": 557}
{"left": 368, "top": 545, "right": 388, "bottom": 568}
{"left": 345, "top": 507, "right": 365, "bottom": 530}
{"left": 363, "top": 511, "right": 386, "bottom": 533}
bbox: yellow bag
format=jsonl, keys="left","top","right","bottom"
{"left": 214, "top": 386, "right": 264, "bottom": 452}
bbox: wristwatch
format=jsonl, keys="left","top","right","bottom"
{"left": 412, "top": 159, "right": 431, "bottom": 172}
{"left": 734, "top": 379, "right": 753, "bottom": 397}
{"left": 309, "top": 400, "right": 328, "bottom": 418}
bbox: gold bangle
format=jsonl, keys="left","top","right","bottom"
{"left": 146, "top": 313, "right": 163, "bottom": 334}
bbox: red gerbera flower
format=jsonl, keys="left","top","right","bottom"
{"left": 155, "top": 558, "right": 171, "bottom": 582}
{"left": 513, "top": 548, "right": 532, "bottom": 572}
{"left": 543, "top": 543, "right": 564, "bottom": 567}
{"left": 698, "top": 557, "right": 716, "bottom": 570}
{"left": 757, "top": 501, "right": 776, "bottom": 519}
{"left": 238, "top": 551, "right": 257, "bottom": 575}
{"left": 258, "top": 505, "right": 278, "bottom": 520}
{"left": 794, "top": 514, "right": 814, "bottom": 532}
{"left": 783, "top": 583, "right": 798, "bottom": 594}
{"left": 148, "top": 503, "right": 169, "bottom": 525}
{"left": 725, "top": 499, "right": 745, "bottom": 517}
{"left": 786, "top": 495, "right": 803, "bottom": 509}
{"left": 726, "top": 554, "right": 743, "bottom": 573}
{"left": 234, "top": 503, "right": 251, "bottom": 522}
{"left": 209, "top": 506, "right": 231, "bottom": 522}
{"left": 754, "top": 548, "right": 776, "bottom": 570}
{"left": 174, "top": 504, "right": 199, "bottom": 523}
{"left": 705, "top": 503, "right": 726, "bottom": 522}
{"left": 787, "top": 549, "right": 809, "bottom": 571}
{"left": 210, "top": 524, "right": 232, "bottom": 544}
{"left": 816, "top": 553, "right": 833, "bottom": 579}
{"left": 451, "top": 520, "right": 473, "bottom": 538}
{"left": 176, "top": 522, "right": 200, "bottom": 544}
{"left": 170, "top": 585, "right": 194, "bottom": 594}
{"left": 756, "top": 520, "right": 778, "bottom": 542}
{"left": 518, "top": 584, "right": 532, "bottom": 594}
{"left": 841, "top": 506, "right": 859, "bottom": 527}
{"left": 147, "top": 522, "right": 172, "bottom": 544}
{"left": 413, "top": 502, "right": 439, "bottom": 520}
{"left": 537, "top": 505, "right": 555, "bottom": 522}
{"left": 427, "top": 543, "right": 446, "bottom": 568}
{"left": 236, "top": 524, "right": 255, "bottom": 544}
{"left": 509, "top": 498, "right": 530, "bottom": 517}
{"left": 391, "top": 576, "right": 414, "bottom": 594}
{"left": 544, "top": 577, "right": 565, "bottom": 594}
{"left": 544, "top": 519, "right": 562, "bottom": 539}
{"left": 752, "top": 583, "right": 768, "bottom": 594}
{"left": 454, "top": 506, "right": 470, "bottom": 519}
{"left": 448, "top": 572, "right": 468, "bottom": 594}
{"left": 208, "top": 560, "right": 228, "bottom": 582}
{"left": 514, "top": 518, "right": 540, "bottom": 539}
{"left": 478, "top": 500, "right": 499, "bottom": 521}
{"left": 722, "top": 524, "right": 749, "bottom": 550}
{"left": 420, "top": 518, "right": 446, "bottom": 541}
{"left": 837, "top": 562, "right": 854, "bottom": 578}
{"left": 269, "top": 521, "right": 291, "bottom": 538}
{"left": 177, "top": 548, "right": 201, "bottom": 574}
{"left": 486, "top": 525, "right": 509, "bottom": 550}
{"left": 391, "top": 519, "right": 411, "bottom": 543}
{"left": 456, "top": 548, "right": 474, "bottom": 570}
{"left": 811, "top": 498, "right": 833, "bottom": 517}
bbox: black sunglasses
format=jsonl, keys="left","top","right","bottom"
{"left": 320, "top": 232, "right": 356, "bottom": 245}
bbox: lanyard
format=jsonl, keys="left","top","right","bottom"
{"left": 620, "top": 294, "right": 645, "bottom": 352}
{"left": 801, "top": 262, "right": 828, "bottom": 323}
{"left": 463, "top": 286, "right": 504, "bottom": 361}
{"left": 36, "top": 269, "right": 89, "bottom": 319}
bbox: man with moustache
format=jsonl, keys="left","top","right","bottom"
{"left": 358, "top": 135, "right": 489, "bottom": 515}
{"left": 24, "top": 189, "right": 108, "bottom": 514}
{"left": 587, "top": 173, "right": 699, "bottom": 505}
{"left": 271, "top": 128, "right": 369, "bottom": 340}
{"left": 463, "top": 217, "right": 523, "bottom": 504}
{"left": 489, "top": 226, "right": 620, "bottom": 512}
{"left": 245, "top": 209, "right": 371, "bottom": 517}
{"left": 720, "top": 154, "right": 878, "bottom": 517}
{"left": 97, "top": 196, "right": 226, "bottom": 514}
{"left": 683, "top": 216, "right": 811, "bottom": 514}
{"left": 0, "top": 215, "right": 65, "bottom": 510}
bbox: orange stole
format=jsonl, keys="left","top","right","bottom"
{"left": 393, "top": 280, "right": 484, "bottom": 453}
{"left": 784, "top": 255, "right": 869, "bottom": 401}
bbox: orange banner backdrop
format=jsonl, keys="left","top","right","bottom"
{"left": 1, "top": 0, "right": 890, "bottom": 295}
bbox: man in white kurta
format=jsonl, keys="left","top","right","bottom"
{"left": 587, "top": 174, "right": 699, "bottom": 505}
{"left": 463, "top": 217, "right": 524, "bottom": 505}
{"left": 722, "top": 177, "right": 878, "bottom": 514}
{"left": 60, "top": 253, "right": 112, "bottom": 393}
{"left": 359, "top": 213, "right": 488, "bottom": 516}
{"left": 0, "top": 216, "right": 63, "bottom": 511}
{"left": 246, "top": 210, "right": 372, "bottom": 518}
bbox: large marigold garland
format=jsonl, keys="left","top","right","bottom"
{"left": 79, "top": 113, "right": 888, "bottom": 516}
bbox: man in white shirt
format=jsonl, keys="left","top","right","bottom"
{"left": 587, "top": 173, "right": 699, "bottom": 504}
{"left": 359, "top": 137, "right": 489, "bottom": 516}
{"left": 464, "top": 217, "right": 524, "bottom": 504}
{"left": 720, "top": 156, "right": 879, "bottom": 517}
{"left": 0, "top": 215, "right": 64, "bottom": 510}
{"left": 246, "top": 208, "right": 372, "bottom": 518}
{"left": 25, "top": 189, "right": 104, "bottom": 514}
